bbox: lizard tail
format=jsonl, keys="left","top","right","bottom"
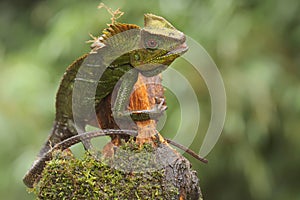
{"left": 23, "top": 129, "right": 137, "bottom": 188}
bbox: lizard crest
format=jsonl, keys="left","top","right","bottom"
{"left": 90, "top": 23, "right": 140, "bottom": 49}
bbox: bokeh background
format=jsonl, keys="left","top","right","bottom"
{"left": 1, "top": 0, "right": 299, "bottom": 199}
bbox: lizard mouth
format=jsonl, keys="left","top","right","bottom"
{"left": 166, "top": 43, "right": 188, "bottom": 56}
{"left": 139, "top": 42, "right": 188, "bottom": 68}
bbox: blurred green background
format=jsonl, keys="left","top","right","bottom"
{"left": 1, "top": 0, "right": 299, "bottom": 199}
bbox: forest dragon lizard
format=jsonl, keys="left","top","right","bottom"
{"left": 23, "top": 14, "right": 188, "bottom": 188}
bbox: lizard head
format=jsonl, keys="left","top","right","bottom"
{"left": 130, "top": 14, "right": 188, "bottom": 77}
{"left": 89, "top": 14, "right": 187, "bottom": 75}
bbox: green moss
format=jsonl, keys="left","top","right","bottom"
{"left": 32, "top": 140, "right": 180, "bottom": 200}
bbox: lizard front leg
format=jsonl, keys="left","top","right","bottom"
{"left": 112, "top": 70, "right": 166, "bottom": 122}
{"left": 111, "top": 68, "right": 138, "bottom": 121}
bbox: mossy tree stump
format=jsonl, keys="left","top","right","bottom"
{"left": 32, "top": 75, "right": 202, "bottom": 200}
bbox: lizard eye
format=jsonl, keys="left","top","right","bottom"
{"left": 146, "top": 39, "right": 158, "bottom": 49}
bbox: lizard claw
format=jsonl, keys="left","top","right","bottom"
{"left": 154, "top": 97, "right": 168, "bottom": 112}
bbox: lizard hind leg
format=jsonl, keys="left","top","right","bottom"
{"left": 76, "top": 126, "right": 94, "bottom": 151}
{"left": 62, "top": 120, "right": 94, "bottom": 152}
{"left": 56, "top": 120, "right": 94, "bottom": 151}
{"left": 81, "top": 137, "right": 93, "bottom": 151}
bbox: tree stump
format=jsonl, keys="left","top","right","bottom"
{"left": 33, "top": 74, "right": 202, "bottom": 200}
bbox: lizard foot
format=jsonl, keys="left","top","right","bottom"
{"left": 112, "top": 97, "right": 167, "bottom": 121}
